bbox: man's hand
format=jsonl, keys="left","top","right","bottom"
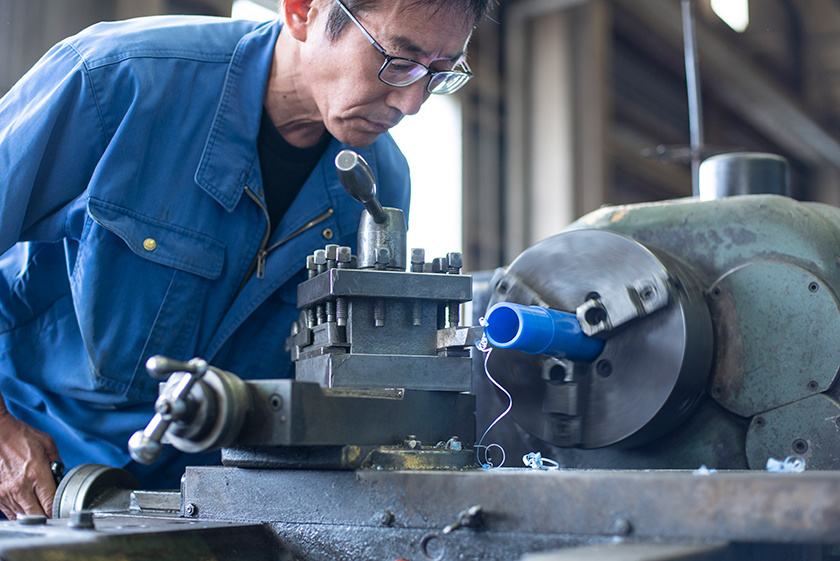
{"left": 0, "top": 410, "right": 62, "bottom": 520}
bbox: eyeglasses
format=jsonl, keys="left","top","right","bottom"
{"left": 332, "top": 0, "right": 473, "bottom": 95}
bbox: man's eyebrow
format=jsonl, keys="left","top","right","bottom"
{"left": 390, "top": 34, "right": 465, "bottom": 63}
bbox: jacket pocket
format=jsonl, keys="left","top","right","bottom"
{"left": 68, "top": 198, "right": 227, "bottom": 401}
{"left": 87, "top": 198, "right": 224, "bottom": 279}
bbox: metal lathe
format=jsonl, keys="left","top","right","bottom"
{"left": 4, "top": 151, "right": 840, "bottom": 561}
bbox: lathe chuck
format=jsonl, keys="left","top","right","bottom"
{"left": 486, "top": 229, "right": 713, "bottom": 448}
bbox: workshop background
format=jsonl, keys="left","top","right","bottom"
{"left": 3, "top": 0, "right": 840, "bottom": 269}
{"left": 5, "top": 3, "right": 840, "bottom": 558}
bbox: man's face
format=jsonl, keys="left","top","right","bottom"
{"left": 298, "top": 0, "right": 475, "bottom": 148}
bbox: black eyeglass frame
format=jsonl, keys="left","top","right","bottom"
{"left": 331, "top": 0, "right": 473, "bottom": 95}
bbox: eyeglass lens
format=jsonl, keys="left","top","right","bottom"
{"left": 380, "top": 59, "right": 470, "bottom": 94}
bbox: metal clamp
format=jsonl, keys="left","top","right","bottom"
{"left": 576, "top": 273, "right": 671, "bottom": 336}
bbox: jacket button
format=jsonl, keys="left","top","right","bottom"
{"left": 143, "top": 238, "right": 157, "bottom": 251}
{"left": 322, "top": 228, "right": 334, "bottom": 240}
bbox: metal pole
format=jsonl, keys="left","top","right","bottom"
{"left": 682, "top": 0, "right": 704, "bottom": 197}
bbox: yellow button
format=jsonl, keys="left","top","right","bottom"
{"left": 322, "top": 228, "right": 334, "bottom": 240}
{"left": 143, "top": 238, "right": 157, "bottom": 251}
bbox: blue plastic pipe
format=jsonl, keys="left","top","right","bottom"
{"left": 484, "top": 302, "right": 604, "bottom": 361}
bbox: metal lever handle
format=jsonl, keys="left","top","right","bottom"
{"left": 128, "top": 357, "right": 208, "bottom": 465}
{"left": 145, "top": 355, "right": 202, "bottom": 380}
{"left": 335, "top": 150, "right": 387, "bottom": 224}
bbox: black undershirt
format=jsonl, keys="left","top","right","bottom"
{"left": 257, "top": 110, "right": 332, "bottom": 237}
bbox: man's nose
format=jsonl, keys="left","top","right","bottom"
{"left": 386, "top": 80, "right": 430, "bottom": 116}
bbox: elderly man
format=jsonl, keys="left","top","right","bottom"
{"left": 0, "top": 0, "right": 488, "bottom": 519}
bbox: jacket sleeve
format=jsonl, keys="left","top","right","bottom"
{"left": 0, "top": 41, "right": 108, "bottom": 253}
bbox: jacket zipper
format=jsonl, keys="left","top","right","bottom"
{"left": 242, "top": 185, "right": 335, "bottom": 283}
{"left": 244, "top": 186, "right": 272, "bottom": 279}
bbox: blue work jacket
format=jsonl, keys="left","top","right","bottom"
{"left": 0, "top": 16, "right": 410, "bottom": 488}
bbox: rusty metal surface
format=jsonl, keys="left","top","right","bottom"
{"left": 183, "top": 466, "right": 840, "bottom": 559}
{"left": 0, "top": 514, "right": 286, "bottom": 561}
{"left": 222, "top": 443, "right": 479, "bottom": 470}
{"left": 269, "top": 522, "right": 609, "bottom": 561}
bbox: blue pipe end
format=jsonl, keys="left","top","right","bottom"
{"left": 484, "top": 302, "right": 604, "bottom": 361}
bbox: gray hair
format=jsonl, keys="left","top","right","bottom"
{"left": 325, "top": 0, "right": 492, "bottom": 42}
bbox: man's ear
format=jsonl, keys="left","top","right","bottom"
{"left": 282, "top": 0, "right": 318, "bottom": 42}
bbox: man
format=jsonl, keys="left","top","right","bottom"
{"left": 0, "top": 0, "right": 487, "bottom": 519}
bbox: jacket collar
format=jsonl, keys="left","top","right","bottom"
{"left": 194, "top": 20, "right": 281, "bottom": 212}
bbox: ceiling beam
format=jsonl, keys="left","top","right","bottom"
{"left": 616, "top": 0, "right": 840, "bottom": 168}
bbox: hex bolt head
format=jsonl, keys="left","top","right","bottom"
{"left": 337, "top": 246, "right": 352, "bottom": 264}
{"left": 378, "top": 510, "right": 395, "bottom": 526}
{"left": 50, "top": 461, "right": 65, "bottom": 482}
{"left": 375, "top": 247, "right": 391, "bottom": 270}
{"left": 69, "top": 510, "right": 95, "bottom": 529}
{"left": 446, "top": 252, "right": 463, "bottom": 271}
{"left": 185, "top": 503, "right": 199, "bottom": 517}
{"left": 313, "top": 250, "right": 327, "bottom": 266}
{"left": 325, "top": 244, "right": 339, "bottom": 260}
{"left": 611, "top": 517, "right": 632, "bottom": 536}
{"left": 410, "top": 249, "right": 426, "bottom": 272}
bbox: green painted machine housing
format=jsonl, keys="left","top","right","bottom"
{"left": 478, "top": 194, "right": 840, "bottom": 470}
{"left": 567, "top": 194, "right": 840, "bottom": 469}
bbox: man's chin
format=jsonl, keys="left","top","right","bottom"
{"left": 333, "top": 131, "right": 380, "bottom": 149}
{"left": 328, "top": 119, "right": 395, "bottom": 148}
